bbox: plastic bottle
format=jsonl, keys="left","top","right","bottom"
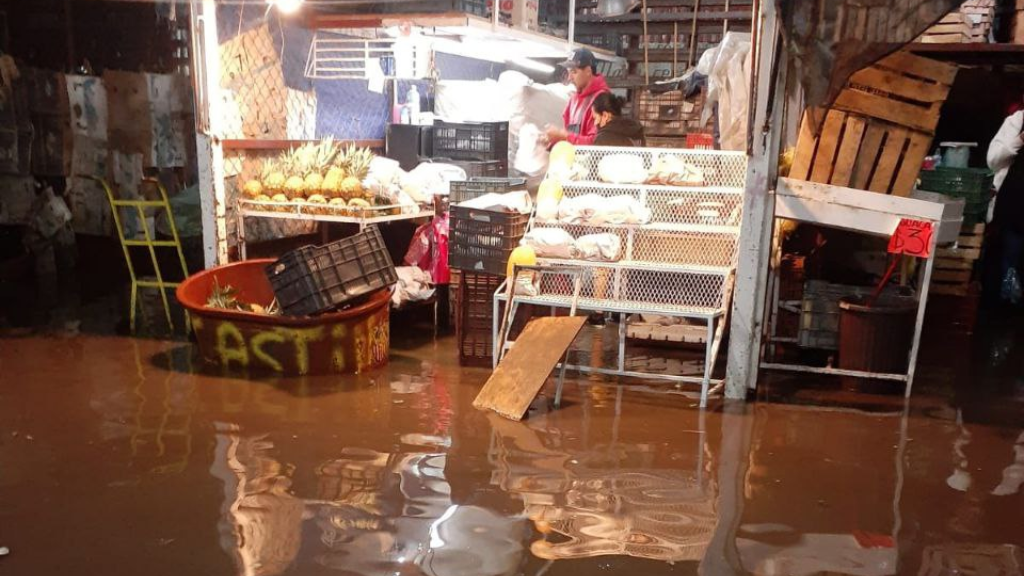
{"left": 407, "top": 85, "right": 421, "bottom": 122}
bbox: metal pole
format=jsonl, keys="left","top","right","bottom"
{"left": 192, "top": 0, "right": 229, "bottom": 266}
{"left": 642, "top": 0, "right": 650, "bottom": 84}
{"left": 904, "top": 232, "right": 939, "bottom": 397}
{"left": 568, "top": 0, "right": 577, "bottom": 47}
{"left": 725, "top": 0, "right": 783, "bottom": 399}
{"left": 688, "top": 0, "right": 701, "bottom": 68}
{"left": 672, "top": 21, "right": 678, "bottom": 77}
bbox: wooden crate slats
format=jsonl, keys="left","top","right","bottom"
{"left": 831, "top": 115, "right": 867, "bottom": 187}
{"left": 810, "top": 110, "right": 846, "bottom": 183}
{"left": 875, "top": 50, "right": 959, "bottom": 85}
{"left": 832, "top": 89, "right": 942, "bottom": 134}
{"left": 891, "top": 132, "right": 933, "bottom": 198}
{"left": 789, "top": 112, "right": 817, "bottom": 181}
{"left": 790, "top": 50, "right": 957, "bottom": 197}
{"left": 848, "top": 66, "right": 950, "bottom": 104}
{"left": 850, "top": 122, "right": 888, "bottom": 191}
{"left": 868, "top": 127, "right": 908, "bottom": 194}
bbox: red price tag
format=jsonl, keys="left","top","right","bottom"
{"left": 888, "top": 219, "right": 933, "bottom": 258}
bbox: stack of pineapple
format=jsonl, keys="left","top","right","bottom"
{"left": 241, "top": 139, "right": 379, "bottom": 216}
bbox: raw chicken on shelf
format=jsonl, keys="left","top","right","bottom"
{"left": 647, "top": 155, "right": 706, "bottom": 187}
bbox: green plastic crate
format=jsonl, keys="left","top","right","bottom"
{"left": 918, "top": 167, "right": 994, "bottom": 203}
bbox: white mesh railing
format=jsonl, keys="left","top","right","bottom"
{"left": 524, "top": 146, "right": 746, "bottom": 317}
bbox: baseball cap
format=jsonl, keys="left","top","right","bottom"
{"left": 560, "top": 48, "right": 596, "bottom": 71}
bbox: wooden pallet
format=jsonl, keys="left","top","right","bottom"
{"left": 931, "top": 223, "right": 985, "bottom": 297}
{"left": 626, "top": 321, "right": 708, "bottom": 345}
{"left": 790, "top": 51, "right": 958, "bottom": 197}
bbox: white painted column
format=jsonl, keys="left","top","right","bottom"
{"left": 190, "top": 0, "right": 229, "bottom": 267}
{"left": 725, "top": 1, "right": 785, "bottom": 399}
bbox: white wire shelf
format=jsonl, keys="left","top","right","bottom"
{"left": 535, "top": 257, "right": 732, "bottom": 276}
{"left": 534, "top": 219, "right": 741, "bottom": 235}
{"left": 494, "top": 291, "right": 725, "bottom": 318}
{"left": 562, "top": 181, "right": 746, "bottom": 196}
{"left": 237, "top": 199, "right": 431, "bottom": 225}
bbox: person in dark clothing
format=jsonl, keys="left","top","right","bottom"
{"left": 994, "top": 145, "right": 1024, "bottom": 304}
{"left": 988, "top": 104, "right": 1024, "bottom": 305}
{"left": 591, "top": 93, "right": 646, "bottom": 147}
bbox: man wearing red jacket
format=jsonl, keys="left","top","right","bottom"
{"left": 545, "top": 48, "right": 610, "bottom": 146}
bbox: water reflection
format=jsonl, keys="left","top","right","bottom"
{"left": 196, "top": 356, "right": 1024, "bottom": 576}
{"left": 210, "top": 424, "right": 304, "bottom": 576}
{"left": 487, "top": 401, "right": 716, "bottom": 565}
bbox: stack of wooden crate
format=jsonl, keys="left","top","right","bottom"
{"left": 960, "top": 0, "right": 996, "bottom": 42}
{"left": 1014, "top": 0, "right": 1024, "bottom": 43}
{"left": 634, "top": 86, "right": 709, "bottom": 140}
{"left": 918, "top": 11, "right": 973, "bottom": 43}
{"left": 790, "top": 51, "right": 959, "bottom": 198}
{"left": 932, "top": 224, "right": 985, "bottom": 296}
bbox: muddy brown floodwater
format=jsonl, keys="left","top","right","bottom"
{"left": 1, "top": 303, "right": 1023, "bottom": 576}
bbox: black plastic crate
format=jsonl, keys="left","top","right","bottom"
{"left": 449, "top": 177, "right": 527, "bottom": 205}
{"left": 433, "top": 121, "right": 509, "bottom": 161}
{"left": 430, "top": 158, "right": 508, "bottom": 178}
{"left": 266, "top": 226, "right": 397, "bottom": 316}
{"left": 449, "top": 206, "right": 530, "bottom": 276}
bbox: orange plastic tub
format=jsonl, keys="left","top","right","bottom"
{"left": 176, "top": 259, "right": 390, "bottom": 376}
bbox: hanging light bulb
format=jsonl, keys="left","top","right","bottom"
{"left": 268, "top": 0, "right": 303, "bottom": 15}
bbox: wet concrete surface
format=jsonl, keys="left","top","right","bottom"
{"left": 1, "top": 298, "right": 1023, "bottom": 575}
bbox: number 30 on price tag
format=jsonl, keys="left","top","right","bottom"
{"left": 887, "top": 219, "right": 934, "bottom": 258}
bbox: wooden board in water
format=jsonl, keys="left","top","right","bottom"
{"left": 472, "top": 316, "right": 587, "bottom": 421}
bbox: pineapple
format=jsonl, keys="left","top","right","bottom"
{"left": 323, "top": 166, "right": 346, "bottom": 199}
{"left": 340, "top": 146, "right": 373, "bottom": 200}
{"left": 262, "top": 158, "right": 286, "bottom": 195}
{"left": 282, "top": 148, "right": 307, "bottom": 199}
{"left": 328, "top": 197, "right": 349, "bottom": 216}
{"left": 242, "top": 174, "right": 263, "bottom": 199}
{"left": 302, "top": 138, "right": 337, "bottom": 196}
{"left": 307, "top": 193, "right": 328, "bottom": 216}
{"left": 271, "top": 193, "right": 289, "bottom": 212}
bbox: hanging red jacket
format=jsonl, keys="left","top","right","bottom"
{"left": 562, "top": 74, "right": 610, "bottom": 146}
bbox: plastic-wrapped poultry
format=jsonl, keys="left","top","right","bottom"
{"left": 647, "top": 156, "right": 706, "bottom": 186}
{"left": 521, "top": 228, "right": 575, "bottom": 259}
{"left": 557, "top": 194, "right": 651, "bottom": 225}
{"left": 597, "top": 154, "right": 647, "bottom": 184}
{"left": 573, "top": 233, "right": 622, "bottom": 262}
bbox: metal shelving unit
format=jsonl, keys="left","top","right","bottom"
{"left": 234, "top": 199, "right": 431, "bottom": 260}
{"left": 494, "top": 146, "right": 747, "bottom": 406}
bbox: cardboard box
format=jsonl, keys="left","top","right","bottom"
{"left": 31, "top": 115, "right": 72, "bottom": 176}
{"left": 0, "top": 176, "right": 35, "bottom": 225}
{"left": 25, "top": 68, "right": 68, "bottom": 115}
{"left": 66, "top": 176, "right": 113, "bottom": 236}
{"left": 485, "top": 0, "right": 539, "bottom": 30}
{"left": 66, "top": 75, "right": 109, "bottom": 139}
{"left": 105, "top": 70, "right": 153, "bottom": 159}
{"left": 0, "top": 129, "right": 19, "bottom": 174}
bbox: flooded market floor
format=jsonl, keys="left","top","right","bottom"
{"left": 1, "top": 301, "right": 1023, "bottom": 575}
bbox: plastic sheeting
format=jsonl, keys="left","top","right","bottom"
{"left": 699, "top": 33, "right": 751, "bottom": 152}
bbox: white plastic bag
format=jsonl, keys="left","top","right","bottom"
{"left": 402, "top": 162, "right": 467, "bottom": 202}
{"left": 514, "top": 123, "right": 548, "bottom": 177}
{"left": 459, "top": 191, "right": 533, "bottom": 214}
